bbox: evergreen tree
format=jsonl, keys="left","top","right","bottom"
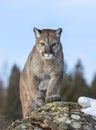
{"left": 90, "top": 74, "right": 96, "bottom": 98}
{"left": 60, "top": 61, "right": 68, "bottom": 100}
{"left": 61, "top": 76, "right": 74, "bottom": 101}
{"left": 3, "top": 65, "right": 22, "bottom": 120}
{"left": 60, "top": 62, "right": 74, "bottom": 101}
{"left": 59, "top": 60, "right": 90, "bottom": 102}
{"left": 71, "top": 59, "right": 89, "bottom": 101}
{"left": 0, "top": 79, "right": 4, "bottom": 112}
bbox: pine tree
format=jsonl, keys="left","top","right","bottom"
{"left": 3, "top": 65, "right": 22, "bottom": 120}
{"left": 90, "top": 74, "right": 96, "bottom": 98}
{"left": 60, "top": 62, "right": 74, "bottom": 101}
{"left": 0, "top": 79, "right": 4, "bottom": 112}
{"left": 71, "top": 59, "right": 89, "bottom": 101}
{"left": 0, "top": 80, "right": 6, "bottom": 130}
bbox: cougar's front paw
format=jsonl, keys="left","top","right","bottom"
{"left": 37, "top": 96, "right": 45, "bottom": 106}
{"left": 36, "top": 92, "right": 45, "bottom": 106}
{"left": 45, "top": 95, "right": 61, "bottom": 103}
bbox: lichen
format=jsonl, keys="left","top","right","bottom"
{"left": 83, "top": 125, "right": 92, "bottom": 130}
{"left": 20, "top": 124, "right": 27, "bottom": 129}
{"left": 92, "top": 116, "right": 96, "bottom": 120}
{"left": 71, "top": 114, "right": 80, "bottom": 120}
{"left": 72, "top": 121, "right": 81, "bottom": 129}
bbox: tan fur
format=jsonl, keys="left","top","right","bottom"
{"left": 19, "top": 28, "right": 64, "bottom": 118}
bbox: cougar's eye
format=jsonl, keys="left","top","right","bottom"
{"left": 52, "top": 43, "right": 57, "bottom": 47}
{"left": 40, "top": 42, "right": 45, "bottom": 46}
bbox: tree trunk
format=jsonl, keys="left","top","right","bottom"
{"left": 9, "top": 101, "right": 96, "bottom": 130}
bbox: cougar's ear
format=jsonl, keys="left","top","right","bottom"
{"left": 33, "top": 27, "right": 42, "bottom": 38}
{"left": 55, "top": 28, "right": 62, "bottom": 37}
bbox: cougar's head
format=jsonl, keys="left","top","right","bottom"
{"left": 34, "top": 27, "right": 62, "bottom": 60}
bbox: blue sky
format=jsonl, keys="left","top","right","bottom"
{"left": 0, "top": 0, "right": 96, "bottom": 85}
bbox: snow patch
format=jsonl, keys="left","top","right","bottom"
{"left": 78, "top": 96, "right": 96, "bottom": 117}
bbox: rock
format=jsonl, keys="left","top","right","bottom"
{"left": 9, "top": 101, "right": 96, "bottom": 130}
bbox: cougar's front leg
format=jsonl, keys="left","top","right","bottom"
{"left": 46, "top": 72, "right": 63, "bottom": 103}
{"left": 28, "top": 75, "right": 45, "bottom": 107}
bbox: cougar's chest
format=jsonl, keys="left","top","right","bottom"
{"left": 37, "top": 66, "right": 52, "bottom": 80}
{"left": 32, "top": 60, "right": 52, "bottom": 79}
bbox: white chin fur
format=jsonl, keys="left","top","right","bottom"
{"left": 44, "top": 54, "right": 53, "bottom": 60}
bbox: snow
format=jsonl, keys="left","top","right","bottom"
{"left": 78, "top": 96, "right": 96, "bottom": 117}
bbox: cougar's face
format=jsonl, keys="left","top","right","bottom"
{"left": 38, "top": 37, "right": 60, "bottom": 60}
{"left": 34, "top": 28, "right": 62, "bottom": 60}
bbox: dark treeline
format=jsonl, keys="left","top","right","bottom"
{"left": 0, "top": 59, "right": 96, "bottom": 129}
{"left": 0, "top": 65, "right": 22, "bottom": 129}
{"left": 60, "top": 59, "right": 96, "bottom": 101}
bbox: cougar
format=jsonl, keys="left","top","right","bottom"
{"left": 20, "top": 27, "right": 64, "bottom": 118}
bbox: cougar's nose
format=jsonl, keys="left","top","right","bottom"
{"left": 45, "top": 50, "right": 50, "bottom": 54}
{"left": 45, "top": 46, "right": 52, "bottom": 54}
{"left": 45, "top": 49, "right": 53, "bottom": 54}
{"left": 45, "top": 46, "right": 50, "bottom": 54}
